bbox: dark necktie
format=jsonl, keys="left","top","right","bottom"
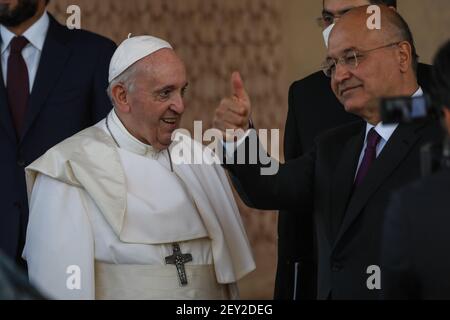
{"left": 7, "top": 36, "right": 30, "bottom": 137}
{"left": 354, "top": 128, "right": 381, "bottom": 187}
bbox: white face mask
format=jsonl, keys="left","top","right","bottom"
{"left": 322, "top": 23, "right": 335, "bottom": 48}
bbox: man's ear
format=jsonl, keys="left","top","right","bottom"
{"left": 397, "top": 41, "right": 412, "bottom": 73}
{"left": 111, "top": 84, "right": 131, "bottom": 113}
{"left": 443, "top": 107, "right": 450, "bottom": 135}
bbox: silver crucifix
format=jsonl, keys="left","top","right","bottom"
{"left": 165, "top": 243, "right": 193, "bottom": 286}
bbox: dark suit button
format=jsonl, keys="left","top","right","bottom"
{"left": 331, "top": 262, "right": 343, "bottom": 272}
{"left": 13, "top": 202, "right": 21, "bottom": 208}
{"left": 17, "top": 159, "right": 26, "bottom": 167}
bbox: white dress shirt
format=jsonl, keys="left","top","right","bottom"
{"left": 354, "top": 87, "right": 424, "bottom": 176}
{"left": 1, "top": 11, "right": 50, "bottom": 92}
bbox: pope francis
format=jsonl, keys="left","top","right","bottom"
{"left": 22, "top": 35, "right": 255, "bottom": 300}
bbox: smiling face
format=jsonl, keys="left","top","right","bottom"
{"left": 327, "top": 7, "right": 412, "bottom": 123}
{"left": 115, "top": 49, "right": 188, "bottom": 151}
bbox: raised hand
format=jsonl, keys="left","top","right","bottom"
{"left": 213, "top": 72, "right": 252, "bottom": 140}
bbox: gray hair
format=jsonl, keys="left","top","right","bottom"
{"left": 106, "top": 63, "right": 139, "bottom": 108}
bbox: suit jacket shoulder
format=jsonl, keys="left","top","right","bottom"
{"left": 314, "top": 120, "right": 365, "bottom": 147}
{"left": 47, "top": 14, "right": 116, "bottom": 52}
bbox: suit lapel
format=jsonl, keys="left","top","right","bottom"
{"left": 329, "top": 127, "right": 365, "bottom": 242}
{"left": 0, "top": 34, "right": 18, "bottom": 142}
{"left": 333, "top": 122, "right": 427, "bottom": 249}
{"left": 20, "top": 15, "right": 71, "bottom": 143}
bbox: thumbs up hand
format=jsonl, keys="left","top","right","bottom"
{"left": 214, "top": 72, "right": 252, "bottom": 141}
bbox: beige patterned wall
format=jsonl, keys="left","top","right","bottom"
{"left": 47, "top": 0, "right": 450, "bottom": 300}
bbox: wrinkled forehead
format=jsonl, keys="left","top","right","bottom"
{"left": 327, "top": 27, "right": 361, "bottom": 59}
{"left": 139, "top": 49, "right": 185, "bottom": 73}
{"left": 136, "top": 49, "right": 187, "bottom": 86}
{"left": 327, "top": 17, "right": 381, "bottom": 58}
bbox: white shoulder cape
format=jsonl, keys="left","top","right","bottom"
{"left": 25, "top": 125, "right": 255, "bottom": 284}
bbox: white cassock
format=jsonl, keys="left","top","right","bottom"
{"left": 23, "top": 110, "right": 255, "bottom": 300}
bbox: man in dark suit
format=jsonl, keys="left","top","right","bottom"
{"left": 0, "top": 0, "right": 116, "bottom": 267}
{"left": 381, "top": 40, "right": 450, "bottom": 300}
{"left": 279, "top": 0, "right": 433, "bottom": 300}
{"left": 214, "top": 6, "right": 443, "bottom": 299}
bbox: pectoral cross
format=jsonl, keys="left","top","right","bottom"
{"left": 165, "top": 243, "right": 192, "bottom": 286}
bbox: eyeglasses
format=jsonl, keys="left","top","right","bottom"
{"left": 321, "top": 42, "right": 402, "bottom": 78}
{"left": 316, "top": 13, "right": 342, "bottom": 29}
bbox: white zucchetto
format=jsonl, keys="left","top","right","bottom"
{"left": 108, "top": 35, "right": 172, "bottom": 83}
